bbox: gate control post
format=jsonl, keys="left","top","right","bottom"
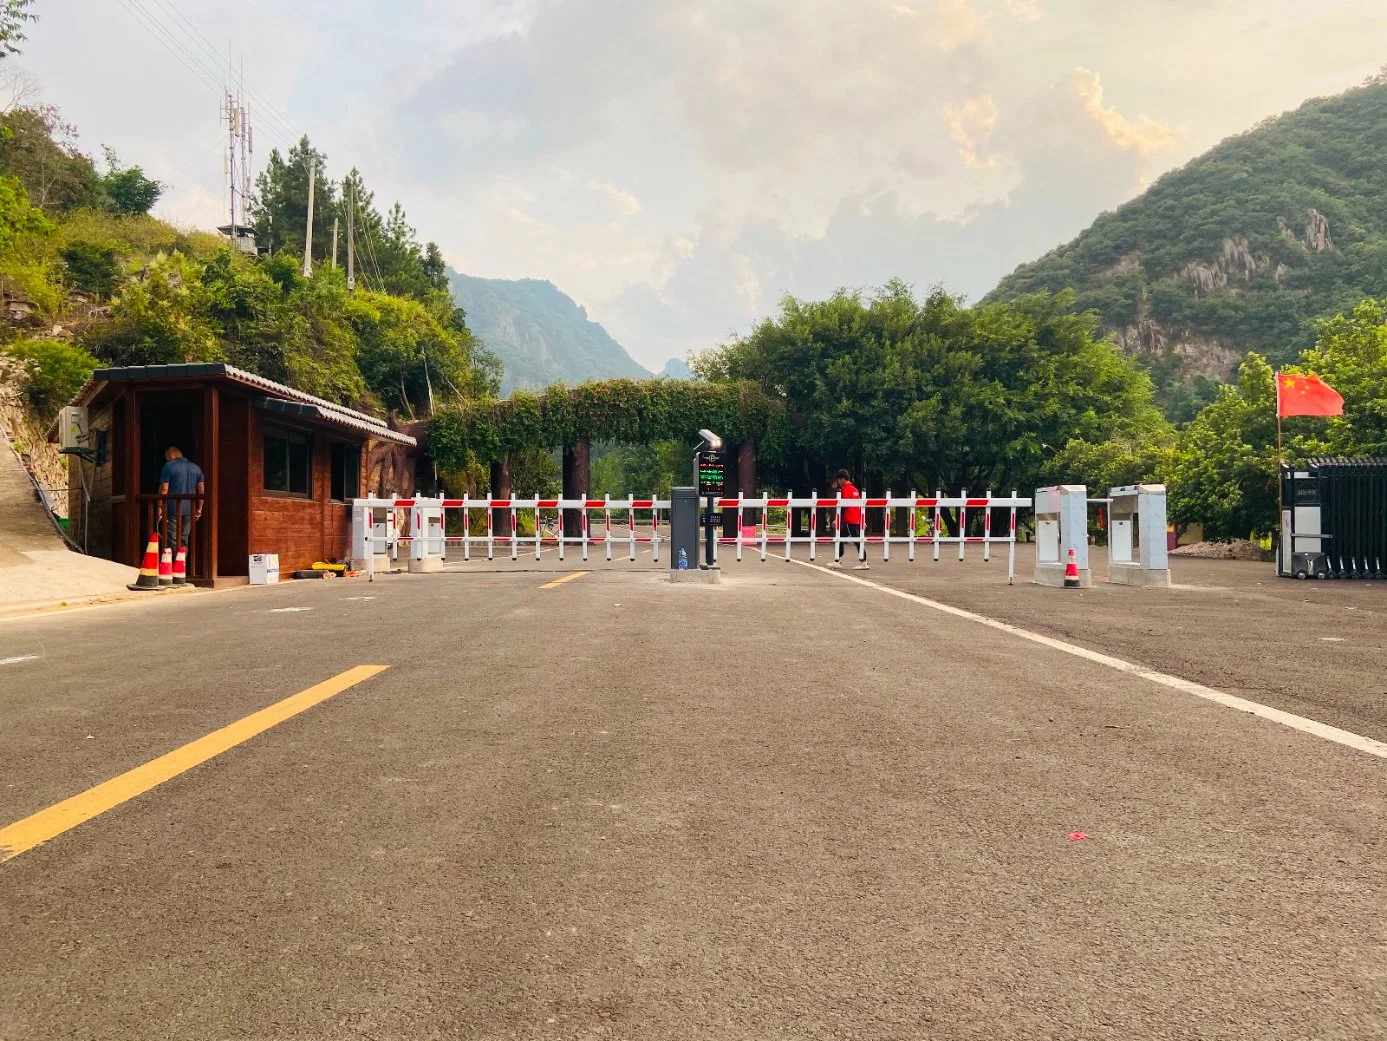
{"left": 408, "top": 499, "right": 445, "bottom": 573}
{"left": 669, "top": 486, "right": 717, "bottom": 582}
{"left": 1108, "top": 484, "right": 1171, "bottom": 587}
{"left": 1033, "top": 485, "right": 1091, "bottom": 587}
{"left": 352, "top": 500, "right": 396, "bottom": 574}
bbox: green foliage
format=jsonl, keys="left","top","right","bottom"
{"left": 507, "top": 448, "right": 560, "bottom": 497}
{"left": 0, "top": 171, "right": 49, "bottom": 252}
{"left": 449, "top": 272, "right": 651, "bottom": 393}
{"left": 1163, "top": 355, "right": 1279, "bottom": 538}
{"left": 0, "top": 0, "right": 35, "bottom": 56}
{"left": 696, "top": 282, "right": 1164, "bottom": 495}
{"left": 988, "top": 79, "right": 1387, "bottom": 404}
{"left": 428, "top": 379, "right": 785, "bottom": 473}
{"left": 59, "top": 239, "right": 118, "bottom": 297}
{"left": 99, "top": 149, "right": 162, "bottom": 215}
{"left": 1301, "top": 298, "right": 1387, "bottom": 456}
{"left": 590, "top": 440, "right": 692, "bottom": 499}
{"left": 0, "top": 106, "right": 103, "bottom": 212}
{"left": 2, "top": 338, "right": 96, "bottom": 417}
{"left": 251, "top": 138, "right": 338, "bottom": 261}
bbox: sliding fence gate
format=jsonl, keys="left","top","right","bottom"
{"left": 353, "top": 492, "right": 1034, "bottom": 583}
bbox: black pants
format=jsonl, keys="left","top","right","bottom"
{"left": 837, "top": 522, "right": 861, "bottom": 559}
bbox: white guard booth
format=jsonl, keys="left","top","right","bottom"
{"left": 1033, "top": 485, "right": 1091, "bottom": 588}
{"left": 351, "top": 502, "right": 399, "bottom": 573}
{"left": 1107, "top": 484, "right": 1172, "bottom": 587}
{"left": 409, "top": 501, "right": 446, "bottom": 573}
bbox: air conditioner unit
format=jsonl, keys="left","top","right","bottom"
{"left": 58, "top": 406, "right": 88, "bottom": 451}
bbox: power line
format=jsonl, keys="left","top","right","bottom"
{"left": 138, "top": 0, "right": 303, "bottom": 146}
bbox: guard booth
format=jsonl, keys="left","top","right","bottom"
{"left": 1280, "top": 458, "right": 1387, "bottom": 579}
{"left": 1107, "top": 484, "right": 1172, "bottom": 587}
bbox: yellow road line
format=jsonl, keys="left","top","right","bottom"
{"left": 540, "top": 571, "right": 590, "bottom": 589}
{"left": 0, "top": 664, "right": 389, "bottom": 864}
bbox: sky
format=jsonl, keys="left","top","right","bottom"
{"left": 17, "top": 0, "right": 1387, "bottom": 369}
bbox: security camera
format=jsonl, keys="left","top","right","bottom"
{"left": 698, "top": 429, "right": 724, "bottom": 451}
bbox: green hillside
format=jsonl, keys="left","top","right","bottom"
{"left": 986, "top": 76, "right": 1387, "bottom": 401}
{"left": 448, "top": 271, "right": 649, "bottom": 393}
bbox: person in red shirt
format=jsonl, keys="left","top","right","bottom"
{"left": 832, "top": 468, "right": 869, "bottom": 569}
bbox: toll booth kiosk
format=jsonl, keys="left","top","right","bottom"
{"left": 1033, "top": 485, "right": 1090, "bottom": 587}
{"left": 352, "top": 502, "right": 399, "bottom": 573}
{"left": 1107, "top": 484, "right": 1171, "bottom": 587}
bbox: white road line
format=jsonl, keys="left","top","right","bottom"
{"left": 795, "top": 561, "right": 1387, "bottom": 762}
{"left": 269, "top": 607, "right": 312, "bottom": 613}
{"left": 0, "top": 654, "right": 40, "bottom": 666}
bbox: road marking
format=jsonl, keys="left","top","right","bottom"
{"left": 270, "top": 607, "right": 312, "bottom": 613}
{"left": 796, "top": 561, "right": 1387, "bottom": 761}
{"left": 540, "top": 571, "right": 590, "bottom": 589}
{"left": 0, "top": 664, "right": 389, "bottom": 863}
{"left": 0, "top": 655, "right": 39, "bottom": 666}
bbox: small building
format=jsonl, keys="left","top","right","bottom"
{"left": 53, "top": 363, "right": 417, "bottom": 585}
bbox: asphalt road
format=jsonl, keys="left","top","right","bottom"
{"left": 1, "top": 555, "right": 1384, "bottom": 1040}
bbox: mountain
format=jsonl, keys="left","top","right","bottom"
{"left": 447, "top": 271, "right": 650, "bottom": 393}
{"left": 659, "top": 357, "right": 692, "bottom": 379}
{"left": 986, "top": 76, "right": 1387, "bottom": 385}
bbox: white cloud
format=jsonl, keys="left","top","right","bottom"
{"left": 18, "top": 0, "right": 1387, "bottom": 371}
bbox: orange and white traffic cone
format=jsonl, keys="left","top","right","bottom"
{"left": 1063, "top": 548, "right": 1081, "bottom": 588}
{"left": 158, "top": 547, "right": 174, "bottom": 587}
{"left": 172, "top": 547, "right": 187, "bottom": 586}
{"left": 127, "top": 532, "right": 162, "bottom": 591}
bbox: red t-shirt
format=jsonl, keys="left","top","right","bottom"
{"left": 840, "top": 481, "right": 862, "bottom": 526}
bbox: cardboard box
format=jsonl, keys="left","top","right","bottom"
{"left": 249, "top": 553, "right": 280, "bottom": 585}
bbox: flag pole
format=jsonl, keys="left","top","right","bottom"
{"left": 1275, "top": 370, "right": 1284, "bottom": 566}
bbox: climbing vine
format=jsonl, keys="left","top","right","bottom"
{"left": 428, "top": 378, "right": 787, "bottom": 469}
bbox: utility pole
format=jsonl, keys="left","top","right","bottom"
{"left": 302, "top": 158, "right": 316, "bottom": 277}
{"left": 346, "top": 182, "right": 356, "bottom": 291}
{"left": 331, "top": 218, "right": 339, "bottom": 269}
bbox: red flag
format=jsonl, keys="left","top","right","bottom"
{"left": 1276, "top": 372, "right": 1343, "bottom": 418}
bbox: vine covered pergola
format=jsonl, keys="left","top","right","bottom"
{"left": 427, "top": 378, "right": 788, "bottom": 534}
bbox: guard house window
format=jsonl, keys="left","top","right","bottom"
{"left": 331, "top": 441, "right": 360, "bottom": 502}
{"left": 263, "top": 427, "right": 312, "bottom": 496}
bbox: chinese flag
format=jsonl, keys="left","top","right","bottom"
{"left": 1277, "top": 372, "right": 1343, "bottom": 418}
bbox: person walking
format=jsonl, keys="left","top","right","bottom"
{"left": 831, "top": 468, "right": 869, "bottom": 569}
{"left": 158, "top": 445, "right": 205, "bottom": 548}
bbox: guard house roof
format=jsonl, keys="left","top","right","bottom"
{"left": 55, "top": 362, "right": 417, "bottom": 446}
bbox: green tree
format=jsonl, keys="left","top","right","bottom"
{"left": 0, "top": 0, "right": 35, "bottom": 58}
{"left": 1300, "top": 297, "right": 1387, "bottom": 456}
{"left": 100, "top": 148, "right": 162, "bottom": 215}
{"left": 2, "top": 338, "right": 96, "bottom": 417}
{"left": 60, "top": 239, "right": 118, "bottom": 297}
{"left": 0, "top": 169, "right": 49, "bottom": 250}
{"left": 0, "top": 105, "right": 103, "bottom": 212}
{"left": 698, "top": 283, "right": 1163, "bottom": 496}
{"left": 1163, "top": 354, "right": 1279, "bottom": 539}
{"left": 250, "top": 137, "right": 338, "bottom": 261}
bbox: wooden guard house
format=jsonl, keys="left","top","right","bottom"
{"left": 57, "top": 363, "right": 417, "bottom": 585}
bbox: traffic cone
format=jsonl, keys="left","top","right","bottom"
{"left": 158, "top": 547, "right": 174, "bottom": 587}
{"left": 172, "top": 547, "right": 187, "bottom": 586}
{"left": 127, "top": 532, "right": 162, "bottom": 591}
{"left": 1063, "top": 548, "right": 1081, "bottom": 588}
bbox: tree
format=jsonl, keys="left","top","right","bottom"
{"left": 0, "top": 105, "right": 103, "bottom": 212}
{"left": 60, "top": 239, "right": 119, "bottom": 297}
{"left": 1300, "top": 298, "right": 1387, "bottom": 456}
{"left": 697, "top": 283, "right": 1163, "bottom": 496}
{"left": 250, "top": 136, "right": 337, "bottom": 261}
{"left": 1, "top": 338, "right": 96, "bottom": 418}
{"left": 1163, "top": 354, "right": 1279, "bottom": 539}
{"left": 100, "top": 148, "right": 162, "bottom": 215}
{"left": 0, "top": 168, "right": 48, "bottom": 250}
{"left": 0, "top": 0, "right": 35, "bottom": 59}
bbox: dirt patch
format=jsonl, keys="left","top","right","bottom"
{"left": 1170, "top": 539, "right": 1264, "bottom": 561}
